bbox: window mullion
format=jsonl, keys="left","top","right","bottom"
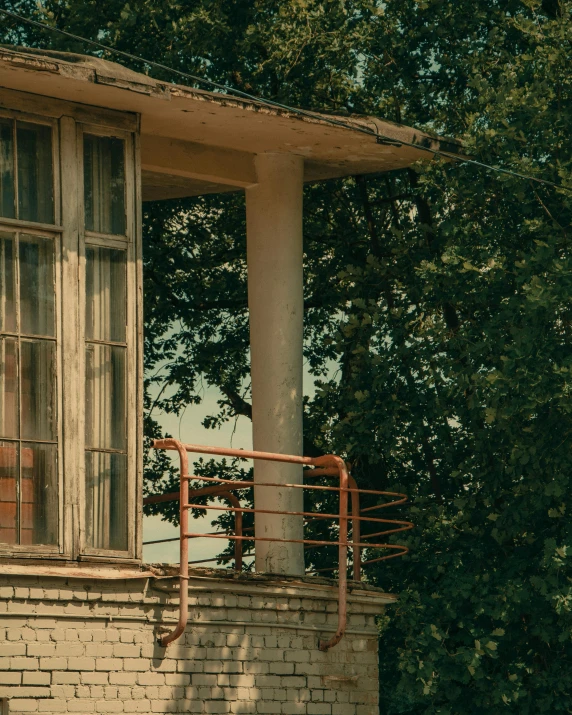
{"left": 81, "top": 127, "right": 131, "bottom": 555}
{"left": 60, "top": 115, "right": 81, "bottom": 559}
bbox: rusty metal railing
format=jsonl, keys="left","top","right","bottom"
{"left": 144, "top": 439, "right": 412, "bottom": 650}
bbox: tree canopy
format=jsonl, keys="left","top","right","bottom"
{"left": 3, "top": 0, "right": 572, "bottom": 711}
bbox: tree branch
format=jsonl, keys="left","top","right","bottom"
{"left": 219, "top": 386, "right": 252, "bottom": 419}
{"left": 355, "top": 175, "right": 395, "bottom": 309}
{"left": 219, "top": 387, "right": 324, "bottom": 458}
{"left": 407, "top": 169, "right": 461, "bottom": 333}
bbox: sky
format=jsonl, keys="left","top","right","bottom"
{"left": 142, "top": 383, "right": 253, "bottom": 565}
{"left": 142, "top": 363, "right": 331, "bottom": 565}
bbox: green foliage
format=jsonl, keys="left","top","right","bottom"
{"left": 4, "top": 0, "right": 572, "bottom": 710}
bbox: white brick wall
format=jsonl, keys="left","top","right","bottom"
{"left": 0, "top": 571, "right": 391, "bottom": 715}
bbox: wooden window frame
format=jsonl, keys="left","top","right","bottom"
{"left": 0, "top": 107, "right": 61, "bottom": 228}
{"left": 0, "top": 223, "right": 64, "bottom": 558}
{"left": 0, "top": 92, "right": 142, "bottom": 565}
{"left": 0, "top": 107, "right": 64, "bottom": 559}
{"left": 77, "top": 122, "right": 139, "bottom": 562}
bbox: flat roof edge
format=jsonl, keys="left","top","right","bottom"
{"left": 0, "top": 45, "right": 463, "bottom": 159}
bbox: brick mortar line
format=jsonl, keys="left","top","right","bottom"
{"left": 0, "top": 611, "right": 378, "bottom": 636}
{"left": 1, "top": 595, "right": 363, "bottom": 617}
{"left": 0, "top": 576, "right": 393, "bottom": 607}
{"left": 0, "top": 590, "right": 384, "bottom": 610}
{"left": 2, "top": 594, "right": 376, "bottom": 619}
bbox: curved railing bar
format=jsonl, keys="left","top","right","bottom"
{"left": 360, "top": 548, "right": 410, "bottom": 565}
{"left": 175, "top": 471, "right": 407, "bottom": 503}
{"left": 157, "top": 440, "right": 189, "bottom": 648}
{"left": 150, "top": 438, "right": 410, "bottom": 652}
{"left": 184, "top": 501, "right": 412, "bottom": 528}
{"left": 182, "top": 531, "right": 412, "bottom": 551}
{"left": 318, "top": 455, "right": 348, "bottom": 652}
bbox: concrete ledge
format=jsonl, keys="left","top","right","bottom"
{"left": 0, "top": 564, "right": 154, "bottom": 580}
{"left": 149, "top": 568, "right": 396, "bottom": 608}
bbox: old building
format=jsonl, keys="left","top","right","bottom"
{"left": 0, "top": 45, "right": 459, "bottom": 715}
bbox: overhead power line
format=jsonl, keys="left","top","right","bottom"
{"left": 0, "top": 7, "right": 570, "bottom": 195}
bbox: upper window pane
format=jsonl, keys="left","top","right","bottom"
{"left": 84, "top": 135, "right": 126, "bottom": 235}
{"left": 0, "top": 119, "right": 15, "bottom": 219}
{"left": 86, "top": 246, "right": 126, "bottom": 342}
{"left": 0, "top": 119, "right": 54, "bottom": 224}
{"left": 17, "top": 122, "right": 54, "bottom": 224}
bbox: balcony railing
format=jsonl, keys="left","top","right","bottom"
{"left": 144, "top": 439, "right": 413, "bottom": 650}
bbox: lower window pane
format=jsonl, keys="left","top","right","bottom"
{"left": 0, "top": 337, "right": 18, "bottom": 439}
{"left": 85, "top": 344, "right": 126, "bottom": 450}
{"left": 85, "top": 451, "right": 127, "bottom": 551}
{"left": 21, "top": 340, "right": 56, "bottom": 441}
{"left": 0, "top": 441, "right": 17, "bottom": 544}
{"left": 86, "top": 246, "right": 126, "bottom": 343}
{"left": 20, "top": 442, "right": 57, "bottom": 545}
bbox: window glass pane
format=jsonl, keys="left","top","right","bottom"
{"left": 86, "top": 246, "right": 126, "bottom": 342}
{"left": 0, "top": 119, "right": 15, "bottom": 219}
{"left": 0, "top": 232, "right": 16, "bottom": 332}
{"left": 85, "top": 344, "right": 126, "bottom": 451}
{"left": 0, "top": 337, "right": 18, "bottom": 439}
{"left": 19, "top": 234, "right": 55, "bottom": 337}
{"left": 20, "top": 442, "right": 57, "bottom": 545}
{"left": 0, "top": 441, "right": 18, "bottom": 544}
{"left": 17, "top": 122, "right": 54, "bottom": 224}
{"left": 85, "top": 451, "right": 127, "bottom": 550}
{"left": 84, "top": 135, "right": 126, "bottom": 235}
{"left": 20, "top": 340, "right": 56, "bottom": 441}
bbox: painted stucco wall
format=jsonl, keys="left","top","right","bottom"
{"left": 0, "top": 571, "right": 390, "bottom": 715}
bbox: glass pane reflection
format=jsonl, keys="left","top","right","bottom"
{"left": 84, "top": 134, "right": 126, "bottom": 235}
{"left": 20, "top": 235, "right": 55, "bottom": 337}
{"left": 85, "top": 343, "right": 126, "bottom": 451}
{"left": 0, "top": 337, "right": 18, "bottom": 439}
{"left": 17, "top": 122, "right": 54, "bottom": 224}
{"left": 86, "top": 246, "right": 126, "bottom": 342}
{"left": 20, "top": 340, "right": 56, "bottom": 441}
{"left": 85, "top": 451, "right": 127, "bottom": 551}
{"left": 0, "top": 441, "right": 17, "bottom": 544}
{"left": 0, "top": 120, "right": 15, "bottom": 219}
{"left": 20, "top": 442, "right": 57, "bottom": 545}
{"left": 0, "top": 232, "right": 16, "bottom": 333}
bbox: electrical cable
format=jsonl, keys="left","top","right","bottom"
{"left": 0, "top": 7, "right": 570, "bottom": 195}
{"left": 0, "top": 8, "right": 384, "bottom": 138}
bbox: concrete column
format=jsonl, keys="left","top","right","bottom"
{"left": 246, "top": 153, "right": 305, "bottom": 576}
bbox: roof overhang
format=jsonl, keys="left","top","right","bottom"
{"left": 0, "top": 46, "right": 463, "bottom": 201}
